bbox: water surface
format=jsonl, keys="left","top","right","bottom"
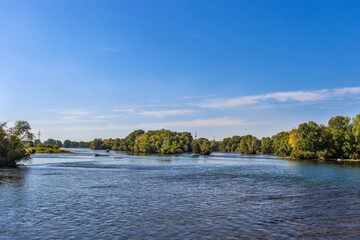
{"left": 1, "top": 149, "right": 360, "bottom": 239}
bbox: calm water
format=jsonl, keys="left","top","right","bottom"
{"left": 1, "top": 149, "right": 360, "bottom": 239}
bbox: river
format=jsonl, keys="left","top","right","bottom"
{"left": 1, "top": 148, "right": 360, "bottom": 239}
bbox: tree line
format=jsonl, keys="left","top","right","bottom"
{"left": 30, "top": 139, "right": 91, "bottom": 149}
{"left": 1, "top": 113, "right": 360, "bottom": 167}
{"left": 219, "top": 114, "right": 360, "bottom": 160}
{"left": 89, "top": 114, "right": 360, "bottom": 159}
{"left": 90, "top": 129, "right": 196, "bottom": 154}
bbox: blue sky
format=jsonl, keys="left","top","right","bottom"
{"left": 1, "top": 0, "right": 360, "bottom": 141}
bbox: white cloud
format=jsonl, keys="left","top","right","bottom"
{"left": 111, "top": 108, "right": 136, "bottom": 113}
{"left": 60, "top": 109, "right": 93, "bottom": 116}
{"left": 31, "top": 119, "right": 103, "bottom": 125}
{"left": 41, "top": 124, "right": 132, "bottom": 132}
{"left": 92, "top": 115, "right": 122, "bottom": 119}
{"left": 333, "top": 87, "right": 360, "bottom": 95}
{"left": 178, "top": 94, "right": 217, "bottom": 100}
{"left": 111, "top": 107, "right": 195, "bottom": 118}
{"left": 139, "top": 109, "right": 195, "bottom": 118}
{"left": 264, "top": 89, "right": 329, "bottom": 102}
{"left": 199, "top": 86, "right": 360, "bottom": 108}
{"left": 138, "top": 117, "right": 272, "bottom": 128}
{"left": 31, "top": 108, "right": 97, "bottom": 125}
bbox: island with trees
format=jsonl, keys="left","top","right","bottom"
{"left": 1, "top": 113, "right": 360, "bottom": 168}
{"left": 88, "top": 113, "right": 360, "bottom": 160}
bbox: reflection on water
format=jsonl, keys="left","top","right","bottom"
{"left": 0, "top": 168, "right": 25, "bottom": 186}
{"left": 1, "top": 149, "right": 360, "bottom": 239}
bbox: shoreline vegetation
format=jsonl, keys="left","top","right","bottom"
{"left": 1, "top": 113, "right": 360, "bottom": 167}
{"left": 26, "top": 146, "right": 72, "bottom": 154}
{"left": 86, "top": 113, "right": 360, "bottom": 161}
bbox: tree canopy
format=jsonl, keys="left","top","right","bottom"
{"left": 85, "top": 113, "right": 360, "bottom": 159}
{"left": 0, "top": 121, "right": 31, "bottom": 167}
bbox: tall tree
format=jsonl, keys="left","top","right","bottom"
{"left": 0, "top": 121, "right": 30, "bottom": 167}
{"left": 328, "top": 116, "right": 354, "bottom": 158}
{"left": 353, "top": 114, "right": 360, "bottom": 143}
{"left": 9, "top": 120, "right": 34, "bottom": 141}
{"left": 260, "top": 137, "right": 273, "bottom": 154}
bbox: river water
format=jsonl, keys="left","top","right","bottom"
{"left": 1, "top": 149, "right": 360, "bottom": 239}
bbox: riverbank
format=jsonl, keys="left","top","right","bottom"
{"left": 26, "top": 147, "right": 73, "bottom": 154}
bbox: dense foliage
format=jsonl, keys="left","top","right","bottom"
{"left": 0, "top": 121, "right": 33, "bottom": 167}
{"left": 133, "top": 130, "right": 193, "bottom": 154}
{"left": 221, "top": 114, "right": 360, "bottom": 160}
{"left": 43, "top": 139, "right": 63, "bottom": 148}
{"left": 27, "top": 145, "right": 71, "bottom": 154}
{"left": 85, "top": 113, "right": 360, "bottom": 159}
{"left": 2, "top": 114, "right": 359, "bottom": 162}
{"left": 260, "top": 137, "right": 273, "bottom": 154}
{"left": 63, "top": 140, "right": 91, "bottom": 148}
{"left": 191, "top": 138, "right": 215, "bottom": 155}
{"left": 91, "top": 129, "right": 194, "bottom": 154}
{"left": 219, "top": 135, "right": 260, "bottom": 154}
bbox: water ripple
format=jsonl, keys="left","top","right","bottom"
{"left": 1, "top": 149, "right": 360, "bottom": 239}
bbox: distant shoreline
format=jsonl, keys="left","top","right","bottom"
{"left": 29, "top": 148, "right": 360, "bottom": 162}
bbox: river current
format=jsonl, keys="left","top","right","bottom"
{"left": 1, "top": 148, "right": 360, "bottom": 239}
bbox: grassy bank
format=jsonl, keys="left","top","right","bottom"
{"left": 26, "top": 147, "right": 72, "bottom": 154}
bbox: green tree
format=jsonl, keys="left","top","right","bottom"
{"left": 328, "top": 116, "right": 354, "bottom": 158}
{"left": 353, "top": 114, "right": 360, "bottom": 159}
{"left": 191, "top": 139, "right": 201, "bottom": 154}
{"left": 272, "top": 131, "right": 292, "bottom": 156}
{"left": 191, "top": 138, "right": 213, "bottom": 155}
{"left": 34, "top": 139, "right": 41, "bottom": 146}
{"left": 210, "top": 140, "right": 220, "bottom": 152}
{"left": 134, "top": 134, "right": 151, "bottom": 153}
{"left": 219, "top": 136, "right": 241, "bottom": 152}
{"left": 9, "top": 120, "right": 34, "bottom": 141}
{"left": 260, "top": 137, "right": 273, "bottom": 153}
{"left": 63, "top": 139, "right": 71, "bottom": 148}
{"left": 353, "top": 114, "right": 360, "bottom": 143}
{"left": 125, "top": 129, "right": 145, "bottom": 151}
{"left": 238, "top": 135, "right": 259, "bottom": 154}
{"left": 55, "top": 140, "right": 62, "bottom": 148}
{"left": 44, "top": 138, "right": 57, "bottom": 146}
{"left": 289, "top": 121, "right": 327, "bottom": 159}
{"left": 78, "top": 141, "right": 91, "bottom": 148}
{"left": 91, "top": 138, "right": 107, "bottom": 150}
{"left": 102, "top": 138, "right": 114, "bottom": 149}
{"left": 0, "top": 122, "right": 30, "bottom": 168}
{"left": 131, "top": 129, "right": 193, "bottom": 154}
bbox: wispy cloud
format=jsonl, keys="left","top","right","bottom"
{"left": 32, "top": 119, "right": 102, "bottom": 125}
{"left": 199, "top": 87, "right": 360, "bottom": 108}
{"left": 139, "top": 109, "right": 195, "bottom": 118}
{"left": 178, "top": 94, "right": 217, "bottom": 100}
{"left": 92, "top": 114, "right": 122, "bottom": 119}
{"left": 138, "top": 117, "right": 272, "bottom": 128}
{"left": 334, "top": 87, "right": 360, "bottom": 95}
{"left": 31, "top": 108, "right": 97, "bottom": 125}
{"left": 60, "top": 109, "right": 92, "bottom": 116}
{"left": 111, "top": 107, "right": 195, "bottom": 118}
{"left": 54, "top": 109, "right": 94, "bottom": 122}
{"left": 41, "top": 124, "right": 132, "bottom": 132}
{"left": 111, "top": 103, "right": 174, "bottom": 111}
{"left": 32, "top": 107, "right": 197, "bottom": 127}
{"left": 111, "top": 108, "right": 136, "bottom": 113}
